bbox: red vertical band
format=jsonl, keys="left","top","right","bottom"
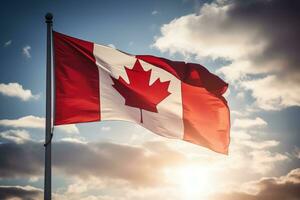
{"left": 54, "top": 31, "right": 100, "bottom": 125}
{"left": 182, "top": 83, "right": 230, "bottom": 154}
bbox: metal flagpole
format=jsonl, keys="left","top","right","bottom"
{"left": 44, "top": 12, "right": 53, "bottom": 200}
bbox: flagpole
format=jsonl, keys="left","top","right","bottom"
{"left": 44, "top": 12, "right": 53, "bottom": 200}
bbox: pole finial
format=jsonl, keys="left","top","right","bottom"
{"left": 45, "top": 13, "right": 53, "bottom": 23}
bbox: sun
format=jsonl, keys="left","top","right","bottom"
{"left": 165, "top": 165, "right": 214, "bottom": 200}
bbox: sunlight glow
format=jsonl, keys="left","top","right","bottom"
{"left": 164, "top": 165, "right": 215, "bottom": 200}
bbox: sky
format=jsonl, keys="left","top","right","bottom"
{"left": 0, "top": 0, "right": 300, "bottom": 199}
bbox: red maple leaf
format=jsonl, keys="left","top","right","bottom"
{"left": 111, "top": 59, "right": 171, "bottom": 123}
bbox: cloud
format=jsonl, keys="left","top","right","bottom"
{"left": 241, "top": 140, "right": 279, "bottom": 150}
{"left": 22, "top": 45, "right": 31, "bottom": 58}
{"left": 0, "top": 115, "right": 79, "bottom": 134}
{"left": 231, "top": 110, "right": 249, "bottom": 117}
{"left": 61, "top": 178, "right": 179, "bottom": 200}
{"left": 153, "top": 0, "right": 300, "bottom": 110}
{"left": 60, "top": 137, "right": 87, "bottom": 144}
{"left": 0, "top": 184, "right": 109, "bottom": 200}
{"left": 1, "top": 167, "right": 300, "bottom": 200}
{"left": 0, "top": 140, "right": 43, "bottom": 178}
{"left": 0, "top": 82, "right": 39, "bottom": 101}
{"left": 0, "top": 138, "right": 185, "bottom": 186}
{"left": 53, "top": 140, "right": 185, "bottom": 186}
{"left": 225, "top": 129, "right": 286, "bottom": 174}
{"left": 0, "top": 115, "right": 43, "bottom": 128}
{"left": 236, "top": 92, "right": 245, "bottom": 100}
{"left": 233, "top": 117, "right": 267, "bottom": 129}
{"left": 151, "top": 10, "right": 158, "bottom": 15}
{"left": 0, "top": 185, "right": 42, "bottom": 200}
{"left": 0, "top": 129, "right": 31, "bottom": 144}
{"left": 0, "top": 132, "right": 290, "bottom": 199}
{"left": 55, "top": 124, "right": 79, "bottom": 134}
{"left": 107, "top": 44, "right": 115, "bottom": 49}
{"left": 101, "top": 126, "right": 111, "bottom": 131}
{"left": 241, "top": 75, "right": 300, "bottom": 110}
{"left": 249, "top": 150, "right": 288, "bottom": 174}
{"left": 3, "top": 40, "right": 12, "bottom": 47}
{"left": 292, "top": 147, "right": 300, "bottom": 159}
{"left": 65, "top": 179, "right": 90, "bottom": 194}
{"left": 211, "top": 168, "right": 300, "bottom": 200}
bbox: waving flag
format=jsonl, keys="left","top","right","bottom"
{"left": 54, "top": 31, "right": 230, "bottom": 154}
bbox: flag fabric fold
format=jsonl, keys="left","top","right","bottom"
{"left": 53, "top": 31, "right": 230, "bottom": 154}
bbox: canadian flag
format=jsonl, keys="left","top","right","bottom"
{"left": 54, "top": 31, "right": 230, "bottom": 154}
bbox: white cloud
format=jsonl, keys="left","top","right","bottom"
{"left": 241, "top": 75, "right": 300, "bottom": 110}
{"left": 292, "top": 147, "right": 300, "bottom": 159}
{"left": 0, "top": 129, "right": 31, "bottom": 144}
{"left": 4, "top": 40, "right": 12, "bottom": 47}
{"left": 60, "top": 137, "right": 86, "bottom": 144}
{"left": 101, "top": 126, "right": 111, "bottom": 131}
{"left": 229, "top": 144, "right": 287, "bottom": 175}
{"left": 153, "top": 0, "right": 300, "bottom": 110}
{"left": 0, "top": 115, "right": 43, "bottom": 128}
{"left": 0, "top": 115, "right": 79, "bottom": 134}
{"left": 28, "top": 176, "right": 40, "bottom": 183}
{"left": 0, "top": 82, "right": 39, "bottom": 101}
{"left": 22, "top": 45, "right": 31, "bottom": 58}
{"left": 250, "top": 150, "right": 288, "bottom": 174}
{"left": 233, "top": 117, "right": 267, "bottom": 129}
{"left": 153, "top": 3, "right": 265, "bottom": 60}
{"left": 241, "top": 140, "right": 279, "bottom": 150}
{"left": 57, "top": 124, "right": 80, "bottom": 134}
{"left": 65, "top": 178, "right": 106, "bottom": 196}
{"left": 230, "top": 110, "right": 249, "bottom": 117}
{"left": 236, "top": 92, "right": 245, "bottom": 100}
{"left": 151, "top": 10, "right": 158, "bottom": 15}
{"left": 231, "top": 130, "right": 252, "bottom": 141}
{"left": 66, "top": 181, "right": 88, "bottom": 194}
{"left": 231, "top": 129, "right": 280, "bottom": 150}
{"left": 217, "top": 129, "right": 285, "bottom": 175}
{"left": 107, "top": 44, "right": 115, "bottom": 49}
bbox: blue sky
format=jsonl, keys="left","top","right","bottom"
{"left": 0, "top": 0, "right": 300, "bottom": 200}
